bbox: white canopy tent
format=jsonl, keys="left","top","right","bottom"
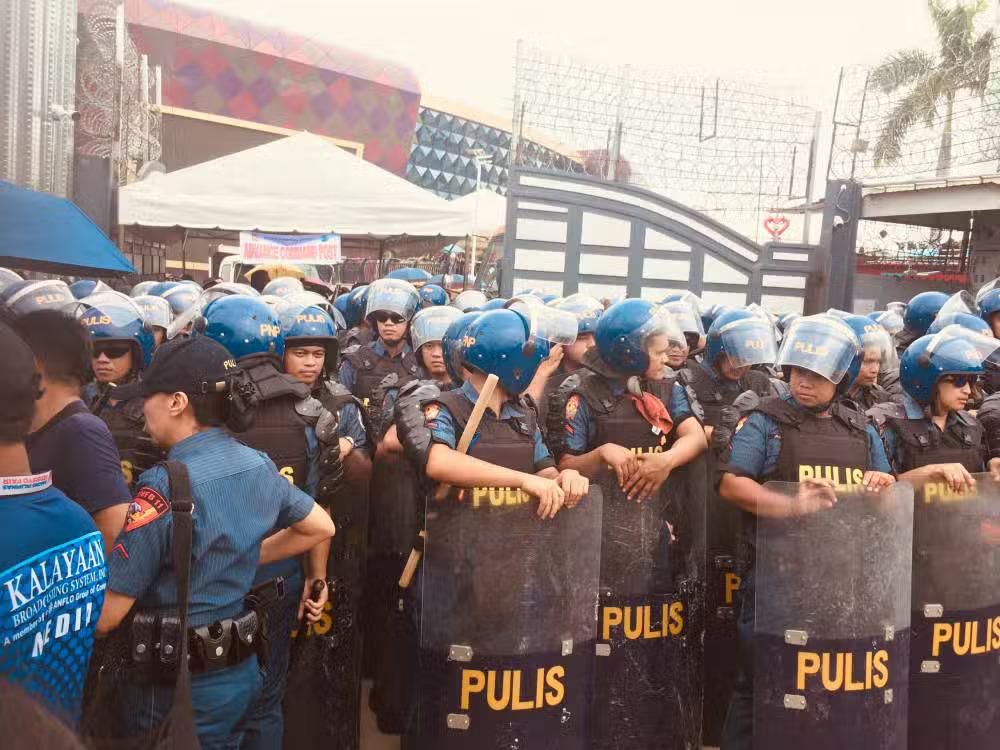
{"left": 451, "top": 188, "right": 507, "bottom": 237}
{"left": 119, "top": 132, "right": 471, "bottom": 237}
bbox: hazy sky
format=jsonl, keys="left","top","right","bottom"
{"left": 186, "top": 0, "right": 946, "bottom": 117}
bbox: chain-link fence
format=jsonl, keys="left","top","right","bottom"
{"left": 511, "top": 42, "right": 821, "bottom": 241}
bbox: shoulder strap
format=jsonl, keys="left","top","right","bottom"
{"left": 755, "top": 395, "right": 800, "bottom": 426}
{"left": 577, "top": 371, "right": 618, "bottom": 415}
{"left": 742, "top": 369, "right": 772, "bottom": 396}
{"left": 831, "top": 399, "right": 868, "bottom": 434}
{"left": 547, "top": 373, "right": 582, "bottom": 458}
{"left": 344, "top": 344, "right": 377, "bottom": 372}
{"left": 400, "top": 350, "right": 420, "bottom": 375}
{"left": 435, "top": 389, "right": 475, "bottom": 431}
{"left": 160, "top": 459, "right": 199, "bottom": 748}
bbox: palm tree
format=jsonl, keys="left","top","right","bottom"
{"left": 871, "top": 0, "right": 993, "bottom": 176}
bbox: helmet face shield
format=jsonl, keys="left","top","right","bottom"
{"left": 717, "top": 317, "right": 778, "bottom": 368}
{"left": 977, "top": 278, "right": 1000, "bottom": 305}
{"left": 75, "top": 295, "right": 147, "bottom": 328}
{"left": 133, "top": 295, "right": 173, "bottom": 330}
{"left": 871, "top": 310, "right": 904, "bottom": 336}
{"left": 365, "top": 279, "right": 420, "bottom": 320}
{"left": 662, "top": 300, "right": 705, "bottom": 337}
{"left": 507, "top": 302, "right": 579, "bottom": 346}
{"left": 638, "top": 306, "right": 687, "bottom": 351}
{"left": 452, "top": 290, "right": 488, "bottom": 312}
{"left": 410, "top": 307, "right": 463, "bottom": 351}
{"left": 776, "top": 316, "right": 860, "bottom": 384}
{"left": 860, "top": 325, "right": 899, "bottom": 372}
{"left": 938, "top": 290, "right": 976, "bottom": 318}
{"left": 5, "top": 280, "right": 73, "bottom": 314}
{"left": 925, "top": 325, "right": 1000, "bottom": 374}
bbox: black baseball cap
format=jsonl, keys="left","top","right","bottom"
{"left": 0, "top": 321, "right": 40, "bottom": 426}
{"left": 114, "top": 336, "right": 239, "bottom": 401}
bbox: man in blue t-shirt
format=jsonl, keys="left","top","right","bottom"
{"left": 15, "top": 311, "right": 131, "bottom": 553}
{"left": 0, "top": 320, "right": 107, "bottom": 727}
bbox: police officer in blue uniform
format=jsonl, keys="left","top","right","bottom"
{"left": 717, "top": 314, "right": 895, "bottom": 750}
{"left": 77, "top": 295, "right": 162, "bottom": 492}
{"left": 196, "top": 295, "right": 356, "bottom": 749}
{"left": 132, "top": 294, "right": 173, "bottom": 349}
{"left": 339, "top": 279, "right": 422, "bottom": 407}
{"left": 418, "top": 283, "right": 448, "bottom": 308}
{"left": 840, "top": 313, "right": 902, "bottom": 409}
{"left": 95, "top": 335, "right": 335, "bottom": 750}
{"left": 339, "top": 284, "right": 372, "bottom": 350}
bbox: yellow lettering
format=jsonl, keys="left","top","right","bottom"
{"left": 310, "top": 601, "right": 333, "bottom": 636}
{"left": 931, "top": 623, "right": 952, "bottom": 658}
{"left": 724, "top": 573, "right": 741, "bottom": 605}
{"left": 642, "top": 606, "right": 661, "bottom": 639}
{"left": 279, "top": 466, "right": 295, "bottom": 485}
{"left": 844, "top": 653, "right": 865, "bottom": 692}
{"left": 624, "top": 607, "right": 642, "bottom": 640}
{"left": 797, "top": 652, "right": 820, "bottom": 691}
{"left": 953, "top": 622, "right": 972, "bottom": 656}
{"left": 120, "top": 459, "right": 134, "bottom": 486}
{"left": 668, "top": 601, "right": 685, "bottom": 636}
{"left": 972, "top": 621, "right": 987, "bottom": 655}
{"left": 544, "top": 666, "right": 565, "bottom": 707}
{"left": 799, "top": 465, "right": 814, "bottom": 481}
{"left": 821, "top": 652, "right": 845, "bottom": 691}
{"left": 460, "top": 670, "right": 485, "bottom": 710}
{"left": 872, "top": 650, "right": 889, "bottom": 689}
{"left": 993, "top": 617, "right": 1000, "bottom": 650}
{"left": 602, "top": 607, "right": 622, "bottom": 641}
{"left": 486, "top": 670, "right": 511, "bottom": 711}
{"left": 536, "top": 667, "right": 545, "bottom": 709}
{"left": 259, "top": 323, "right": 281, "bottom": 337}
{"left": 511, "top": 671, "right": 533, "bottom": 711}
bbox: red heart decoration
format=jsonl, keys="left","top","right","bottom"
{"left": 763, "top": 215, "right": 790, "bottom": 239}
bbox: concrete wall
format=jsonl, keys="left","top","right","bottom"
{"left": 853, "top": 273, "right": 966, "bottom": 314}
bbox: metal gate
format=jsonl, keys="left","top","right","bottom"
{"left": 502, "top": 168, "right": 825, "bottom": 313}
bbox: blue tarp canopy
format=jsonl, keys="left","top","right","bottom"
{"left": 0, "top": 181, "right": 135, "bottom": 276}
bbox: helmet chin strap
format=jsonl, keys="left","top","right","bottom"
{"left": 803, "top": 400, "right": 833, "bottom": 414}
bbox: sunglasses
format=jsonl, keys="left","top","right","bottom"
{"left": 93, "top": 344, "right": 131, "bottom": 360}
{"left": 372, "top": 312, "right": 405, "bottom": 325}
{"left": 941, "top": 374, "right": 979, "bottom": 388}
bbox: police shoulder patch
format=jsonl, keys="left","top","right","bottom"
{"left": 733, "top": 416, "right": 748, "bottom": 434}
{"left": 424, "top": 403, "right": 441, "bottom": 428}
{"left": 124, "top": 486, "right": 170, "bottom": 532}
{"left": 565, "top": 393, "right": 581, "bottom": 420}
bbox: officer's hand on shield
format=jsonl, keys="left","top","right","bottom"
{"left": 298, "top": 577, "right": 329, "bottom": 624}
{"left": 790, "top": 478, "right": 837, "bottom": 516}
{"left": 862, "top": 470, "right": 896, "bottom": 493}
{"left": 990, "top": 457, "right": 1000, "bottom": 482}
{"left": 930, "top": 462, "right": 976, "bottom": 492}
{"left": 600, "top": 443, "right": 640, "bottom": 486}
{"left": 622, "top": 451, "right": 675, "bottom": 503}
{"left": 521, "top": 474, "right": 566, "bottom": 519}
{"left": 555, "top": 468, "right": 589, "bottom": 507}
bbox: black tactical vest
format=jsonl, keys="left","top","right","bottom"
{"left": 430, "top": 390, "right": 536, "bottom": 506}
{"left": 583, "top": 373, "right": 675, "bottom": 454}
{"left": 344, "top": 343, "right": 420, "bottom": 406}
{"left": 756, "top": 396, "right": 871, "bottom": 488}
{"left": 852, "top": 383, "right": 897, "bottom": 411}
{"left": 93, "top": 389, "right": 162, "bottom": 491}
{"left": 885, "top": 411, "right": 984, "bottom": 474}
{"left": 681, "top": 362, "right": 769, "bottom": 427}
{"left": 238, "top": 360, "right": 313, "bottom": 491}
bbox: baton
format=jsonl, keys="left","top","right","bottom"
{"left": 289, "top": 579, "right": 327, "bottom": 663}
{"left": 399, "top": 373, "right": 500, "bottom": 588}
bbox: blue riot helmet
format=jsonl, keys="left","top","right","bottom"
{"left": 452, "top": 289, "right": 488, "bottom": 312}
{"left": 132, "top": 294, "right": 173, "bottom": 332}
{"left": 387, "top": 267, "right": 432, "bottom": 286}
{"left": 705, "top": 309, "right": 778, "bottom": 370}
{"left": 160, "top": 283, "right": 200, "bottom": 316}
{"left": 334, "top": 292, "right": 351, "bottom": 320}
{"left": 70, "top": 279, "right": 111, "bottom": 299}
{"left": 481, "top": 297, "right": 507, "bottom": 311}
{"left": 775, "top": 314, "right": 861, "bottom": 396}
{"left": 976, "top": 278, "right": 1000, "bottom": 306}
{"left": 197, "top": 295, "right": 284, "bottom": 360}
{"left": 460, "top": 309, "right": 550, "bottom": 394}
{"left": 660, "top": 291, "right": 701, "bottom": 310}
{"left": 442, "top": 312, "right": 482, "bottom": 383}
{"left": 903, "top": 291, "right": 950, "bottom": 337}
{"left": 937, "top": 290, "right": 977, "bottom": 319}
{"left": 410, "top": 306, "right": 463, "bottom": 354}
{"left": 867, "top": 309, "right": 905, "bottom": 337}
{"left": 419, "top": 284, "right": 448, "bottom": 308}
{"left": 282, "top": 290, "right": 346, "bottom": 330}
{"left": 700, "top": 303, "right": 733, "bottom": 334}
{"left": 262, "top": 276, "right": 305, "bottom": 299}
{"left": 662, "top": 299, "right": 705, "bottom": 351}
{"left": 979, "top": 288, "right": 1000, "bottom": 332}
{"left": 595, "top": 299, "right": 687, "bottom": 376}
{"left": 165, "top": 281, "right": 260, "bottom": 340}
{"left": 552, "top": 293, "right": 604, "bottom": 335}
{"left": 279, "top": 303, "right": 339, "bottom": 368}
{"left": 129, "top": 280, "right": 156, "bottom": 297}
{"left": 147, "top": 281, "right": 180, "bottom": 297}
{"left": 365, "top": 278, "right": 420, "bottom": 322}
{"left": 928, "top": 311, "right": 993, "bottom": 337}
{"left": 842, "top": 313, "right": 899, "bottom": 374}
{"left": 76, "top": 295, "right": 154, "bottom": 371}
{"left": 900, "top": 325, "right": 1000, "bottom": 406}
{"left": 344, "top": 285, "right": 369, "bottom": 329}
{"left": 1, "top": 279, "right": 74, "bottom": 315}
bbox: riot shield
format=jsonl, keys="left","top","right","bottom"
{"left": 702, "top": 450, "right": 742, "bottom": 746}
{"left": 908, "top": 474, "right": 1000, "bottom": 749}
{"left": 754, "top": 482, "right": 914, "bottom": 750}
{"left": 416, "top": 486, "right": 603, "bottom": 749}
{"left": 591, "top": 455, "right": 707, "bottom": 750}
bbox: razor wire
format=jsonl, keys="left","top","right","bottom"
{"left": 828, "top": 43, "right": 1000, "bottom": 183}
{"left": 511, "top": 42, "right": 821, "bottom": 240}
{"left": 76, "top": 0, "right": 162, "bottom": 184}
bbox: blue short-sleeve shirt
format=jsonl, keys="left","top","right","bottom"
{"left": 562, "top": 378, "right": 695, "bottom": 453}
{"left": 878, "top": 394, "right": 985, "bottom": 474}
{"left": 107, "top": 428, "right": 315, "bottom": 627}
{"left": 26, "top": 400, "right": 132, "bottom": 516}
{"left": 425, "top": 381, "right": 554, "bottom": 472}
{"left": 0, "top": 474, "right": 106, "bottom": 727}
{"left": 722, "top": 393, "right": 891, "bottom": 479}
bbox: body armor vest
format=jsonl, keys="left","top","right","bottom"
{"left": 886, "top": 410, "right": 984, "bottom": 474}
{"left": 93, "top": 389, "right": 162, "bottom": 491}
{"left": 238, "top": 359, "right": 313, "bottom": 491}
{"left": 756, "top": 396, "right": 870, "bottom": 488}
{"left": 681, "top": 363, "right": 769, "bottom": 427}
{"left": 584, "top": 373, "right": 675, "bottom": 454}
{"left": 431, "top": 390, "right": 536, "bottom": 506}
{"left": 344, "top": 343, "right": 420, "bottom": 406}
{"left": 852, "top": 383, "right": 897, "bottom": 411}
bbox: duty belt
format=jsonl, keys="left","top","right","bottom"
{"left": 129, "top": 577, "right": 284, "bottom": 681}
